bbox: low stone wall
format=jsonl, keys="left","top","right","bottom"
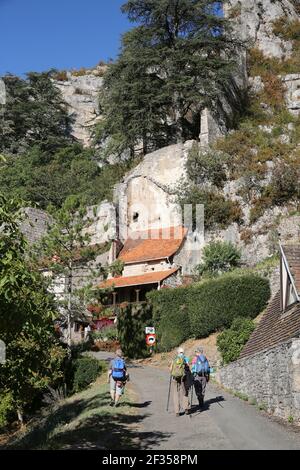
{"left": 216, "top": 338, "right": 300, "bottom": 423}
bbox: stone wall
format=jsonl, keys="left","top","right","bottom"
{"left": 216, "top": 337, "right": 300, "bottom": 423}
{"left": 20, "top": 207, "right": 52, "bottom": 244}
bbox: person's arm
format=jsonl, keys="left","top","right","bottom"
{"left": 206, "top": 357, "right": 210, "bottom": 381}
{"left": 108, "top": 360, "right": 113, "bottom": 383}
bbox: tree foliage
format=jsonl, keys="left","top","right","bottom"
{"left": 195, "top": 240, "right": 241, "bottom": 277}
{"left": 117, "top": 303, "right": 153, "bottom": 358}
{"left": 0, "top": 143, "right": 132, "bottom": 209}
{"left": 98, "top": 0, "right": 241, "bottom": 157}
{"left": 0, "top": 194, "right": 66, "bottom": 423}
{"left": 0, "top": 72, "right": 72, "bottom": 154}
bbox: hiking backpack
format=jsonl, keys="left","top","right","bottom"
{"left": 193, "top": 354, "right": 210, "bottom": 375}
{"left": 171, "top": 355, "right": 186, "bottom": 379}
{"left": 111, "top": 358, "right": 126, "bottom": 381}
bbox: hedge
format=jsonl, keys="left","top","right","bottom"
{"left": 217, "top": 317, "right": 256, "bottom": 365}
{"left": 147, "top": 274, "right": 270, "bottom": 351}
{"left": 188, "top": 274, "right": 270, "bottom": 338}
{"left": 117, "top": 303, "right": 153, "bottom": 358}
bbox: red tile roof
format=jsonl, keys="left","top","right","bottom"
{"left": 118, "top": 226, "right": 187, "bottom": 264}
{"left": 99, "top": 268, "right": 179, "bottom": 289}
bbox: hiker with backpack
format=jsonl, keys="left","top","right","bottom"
{"left": 191, "top": 347, "right": 210, "bottom": 408}
{"left": 169, "top": 347, "right": 192, "bottom": 416}
{"left": 108, "top": 349, "right": 129, "bottom": 407}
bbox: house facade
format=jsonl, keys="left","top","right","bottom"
{"left": 99, "top": 226, "right": 188, "bottom": 306}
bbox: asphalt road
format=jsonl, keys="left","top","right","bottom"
{"left": 92, "top": 351, "right": 300, "bottom": 450}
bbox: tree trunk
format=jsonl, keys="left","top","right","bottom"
{"left": 17, "top": 407, "right": 24, "bottom": 426}
{"left": 67, "top": 262, "right": 73, "bottom": 348}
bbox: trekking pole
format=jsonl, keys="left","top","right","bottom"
{"left": 166, "top": 375, "right": 172, "bottom": 412}
{"left": 190, "top": 380, "right": 194, "bottom": 409}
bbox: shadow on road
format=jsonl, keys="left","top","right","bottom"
{"left": 189, "top": 395, "right": 225, "bottom": 415}
{"left": 2, "top": 392, "right": 169, "bottom": 450}
{"left": 126, "top": 401, "right": 152, "bottom": 409}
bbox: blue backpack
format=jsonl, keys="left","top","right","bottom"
{"left": 112, "top": 358, "right": 126, "bottom": 381}
{"left": 194, "top": 354, "right": 210, "bottom": 375}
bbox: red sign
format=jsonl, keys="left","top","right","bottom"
{"left": 146, "top": 334, "right": 156, "bottom": 346}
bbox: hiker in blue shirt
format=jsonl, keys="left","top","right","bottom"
{"left": 191, "top": 347, "right": 210, "bottom": 408}
{"left": 108, "top": 349, "right": 128, "bottom": 407}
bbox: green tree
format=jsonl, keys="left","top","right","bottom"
{"left": 0, "top": 194, "right": 66, "bottom": 425}
{"left": 0, "top": 143, "right": 135, "bottom": 209}
{"left": 195, "top": 240, "right": 241, "bottom": 277}
{"left": 34, "top": 196, "right": 104, "bottom": 347}
{"left": 0, "top": 72, "right": 72, "bottom": 154}
{"left": 98, "top": 0, "right": 241, "bottom": 158}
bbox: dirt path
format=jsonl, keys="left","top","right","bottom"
{"left": 93, "top": 351, "right": 300, "bottom": 450}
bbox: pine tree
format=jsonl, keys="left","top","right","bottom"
{"left": 0, "top": 72, "right": 72, "bottom": 154}
{"left": 98, "top": 0, "right": 242, "bottom": 158}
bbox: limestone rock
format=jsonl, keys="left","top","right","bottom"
{"left": 53, "top": 71, "right": 103, "bottom": 146}
{"left": 225, "top": 0, "right": 298, "bottom": 59}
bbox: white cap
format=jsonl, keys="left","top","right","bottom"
{"left": 177, "top": 347, "right": 184, "bottom": 354}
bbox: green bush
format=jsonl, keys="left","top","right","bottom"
{"left": 176, "top": 183, "right": 243, "bottom": 230}
{"left": 148, "top": 274, "right": 270, "bottom": 351}
{"left": 117, "top": 303, "right": 153, "bottom": 359}
{"left": 217, "top": 317, "right": 256, "bottom": 365}
{"left": 71, "top": 357, "right": 105, "bottom": 393}
{"left": 185, "top": 143, "right": 228, "bottom": 188}
{"left": 195, "top": 241, "right": 241, "bottom": 277}
{"left": 92, "top": 326, "right": 118, "bottom": 342}
{"left": 0, "top": 392, "right": 14, "bottom": 428}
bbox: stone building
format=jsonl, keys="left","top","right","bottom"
{"left": 99, "top": 226, "right": 188, "bottom": 306}
{"left": 217, "top": 243, "right": 300, "bottom": 423}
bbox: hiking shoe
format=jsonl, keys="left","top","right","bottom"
{"left": 185, "top": 409, "right": 190, "bottom": 415}
{"left": 115, "top": 403, "right": 120, "bottom": 408}
{"left": 109, "top": 401, "right": 114, "bottom": 407}
{"left": 175, "top": 413, "right": 180, "bottom": 417}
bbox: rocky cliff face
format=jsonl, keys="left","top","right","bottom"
{"left": 53, "top": 68, "right": 104, "bottom": 146}
{"left": 44, "top": 1, "right": 300, "bottom": 274}
{"left": 225, "top": 0, "right": 298, "bottom": 58}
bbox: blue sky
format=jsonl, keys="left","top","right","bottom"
{"left": 0, "top": 0, "right": 131, "bottom": 76}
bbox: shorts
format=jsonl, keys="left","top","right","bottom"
{"left": 110, "top": 376, "right": 125, "bottom": 396}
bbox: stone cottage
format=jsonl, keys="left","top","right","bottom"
{"left": 99, "top": 226, "right": 188, "bottom": 307}
{"left": 218, "top": 243, "right": 300, "bottom": 423}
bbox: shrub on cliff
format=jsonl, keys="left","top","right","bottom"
{"left": 195, "top": 241, "right": 241, "bottom": 278}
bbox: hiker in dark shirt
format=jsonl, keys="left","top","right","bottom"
{"left": 191, "top": 347, "right": 210, "bottom": 408}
